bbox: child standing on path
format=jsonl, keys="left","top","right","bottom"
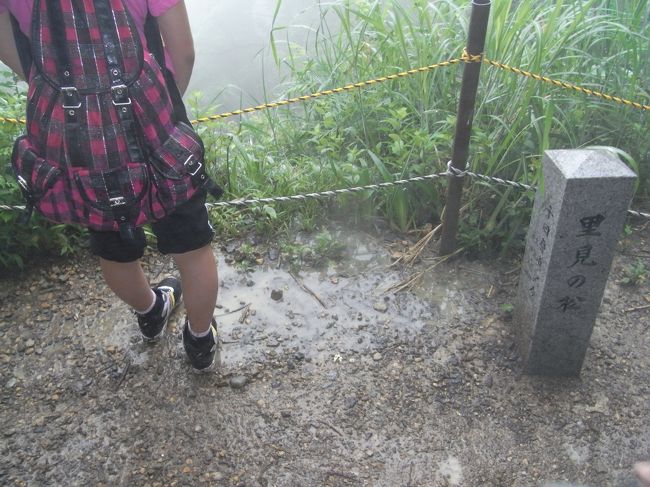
{"left": 0, "top": 0, "right": 219, "bottom": 372}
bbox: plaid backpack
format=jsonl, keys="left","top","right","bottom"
{"left": 10, "top": 0, "right": 222, "bottom": 240}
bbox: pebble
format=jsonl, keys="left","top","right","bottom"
{"left": 373, "top": 352, "right": 382, "bottom": 361}
{"left": 229, "top": 376, "right": 248, "bottom": 390}
{"left": 271, "top": 289, "right": 283, "bottom": 301}
{"left": 344, "top": 396, "right": 358, "bottom": 409}
{"left": 373, "top": 302, "right": 388, "bottom": 313}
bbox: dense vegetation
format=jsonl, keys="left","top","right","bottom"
{"left": 1, "top": 0, "right": 648, "bottom": 269}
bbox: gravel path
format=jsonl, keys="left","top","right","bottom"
{"left": 1, "top": 226, "right": 648, "bottom": 486}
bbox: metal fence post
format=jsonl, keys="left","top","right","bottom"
{"left": 439, "top": 0, "right": 492, "bottom": 255}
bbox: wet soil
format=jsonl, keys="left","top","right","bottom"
{"left": 0, "top": 223, "right": 649, "bottom": 487}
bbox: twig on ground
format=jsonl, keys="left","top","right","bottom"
{"left": 325, "top": 470, "right": 358, "bottom": 481}
{"left": 238, "top": 304, "right": 252, "bottom": 324}
{"left": 624, "top": 304, "right": 650, "bottom": 313}
{"left": 390, "top": 223, "right": 442, "bottom": 267}
{"left": 289, "top": 272, "right": 327, "bottom": 308}
{"left": 257, "top": 460, "right": 276, "bottom": 487}
{"left": 313, "top": 419, "right": 344, "bottom": 437}
{"left": 214, "top": 303, "right": 251, "bottom": 318}
{"left": 115, "top": 355, "right": 132, "bottom": 390}
{"left": 383, "top": 248, "right": 463, "bottom": 294}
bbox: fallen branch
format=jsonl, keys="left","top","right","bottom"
{"left": 289, "top": 272, "right": 327, "bottom": 308}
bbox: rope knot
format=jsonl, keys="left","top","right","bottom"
{"left": 446, "top": 161, "right": 468, "bottom": 178}
{"left": 461, "top": 48, "right": 483, "bottom": 63}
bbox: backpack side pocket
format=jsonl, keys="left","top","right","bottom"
{"left": 149, "top": 122, "right": 205, "bottom": 212}
{"left": 11, "top": 136, "right": 68, "bottom": 223}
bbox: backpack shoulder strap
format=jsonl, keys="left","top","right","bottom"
{"left": 10, "top": 14, "right": 32, "bottom": 79}
{"left": 143, "top": 13, "right": 190, "bottom": 125}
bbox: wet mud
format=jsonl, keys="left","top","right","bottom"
{"left": 0, "top": 225, "right": 648, "bottom": 486}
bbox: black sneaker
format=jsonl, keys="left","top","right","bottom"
{"left": 137, "top": 277, "right": 182, "bottom": 342}
{"left": 182, "top": 319, "right": 219, "bottom": 372}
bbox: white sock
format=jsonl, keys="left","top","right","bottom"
{"left": 188, "top": 320, "right": 212, "bottom": 338}
{"left": 135, "top": 290, "right": 157, "bottom": 315}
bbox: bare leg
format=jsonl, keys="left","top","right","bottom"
{"left": 172, "top": 244, "right": 218, "bottom": 334}
{"left": 100, "top": 258, "right": 155, "bottom": 312}
{"left": 636, "top": 462, "right": 650, "bottom": 487}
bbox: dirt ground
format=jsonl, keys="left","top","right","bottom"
{"left": 0, "top": 221, "right": 648, "bottom": 487}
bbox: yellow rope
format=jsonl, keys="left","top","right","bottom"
{"left": 476, "top": 55, "right": 650, "bottom": 111}
{"left": 0, "top": 116, "right": 25, "bottom": 125}
{"left": 191, "top": 57, "right": 464, "bottom": 124}
{"left": 1, "top": 49, "right": 648, "bottom": 126}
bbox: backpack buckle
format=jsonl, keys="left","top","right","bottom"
{"left": 111, "top": 85, "right": 132, "bottom": 106}
{"left": 184, "top": 155, "right": 203, "bottom": 176}
{"left": 17, "top": 175, "right": 29, "bottom": 192}
{"left": 109, "top": 196, "right": 127, "bottom": 207}
{"left": 61, "top": 87, "right": 82, "bottom": 109}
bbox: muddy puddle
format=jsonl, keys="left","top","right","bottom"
{"left": 86, "top": 230, "right": 496, "bottom": 372}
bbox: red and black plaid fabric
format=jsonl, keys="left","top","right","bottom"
{"left": 11, "top": 0, "right": 207, "bottom": 233}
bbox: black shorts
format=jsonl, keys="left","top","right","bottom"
{"left": 89, "top": 191, "right": 214, "bottom": 263}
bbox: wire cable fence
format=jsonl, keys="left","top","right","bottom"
{"left": 2, "top": 166, "right": 648, "bottom": 219}
{"left": 1, "top": 50, "right": 648, "bottom": 221}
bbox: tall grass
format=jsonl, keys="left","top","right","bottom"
{"left": 198, "top": 0, "right": 647, "bottom": 253}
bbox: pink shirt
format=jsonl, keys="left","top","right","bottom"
{"left": 0, "top": 0, "right": 181, "bottom": 34}
{"left": 0, "top": 0, "right": 181, "bottom": 68}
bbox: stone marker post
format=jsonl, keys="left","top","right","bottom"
{"left": 515, "top": 149, "right": 637, "bottom": 376}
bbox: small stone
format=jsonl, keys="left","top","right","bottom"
{"left": 25, "top": 339, "right": 35, "bottom": 348}
{"left": 194, "top": 425, "right": 202, "bottom": 433}
{"left": 266, "top": 339, "right": 279, "bottom": 348}
{"left": 373, "top": 352, "right": 382, "bottom": 361}
{"left": 271, "top": 289, "right": 283, "bottom": 301}
{"left": 344, "top": 396, "right": 358, "bottom": 409}
{"left": 373, "top": 302, "right": 388, "bottom": 313}
{"left": 5, "top": 378, "right": 16, "bottom": 389}
{"left": 229, "top": 376, "right": 248, "bottom": 390}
